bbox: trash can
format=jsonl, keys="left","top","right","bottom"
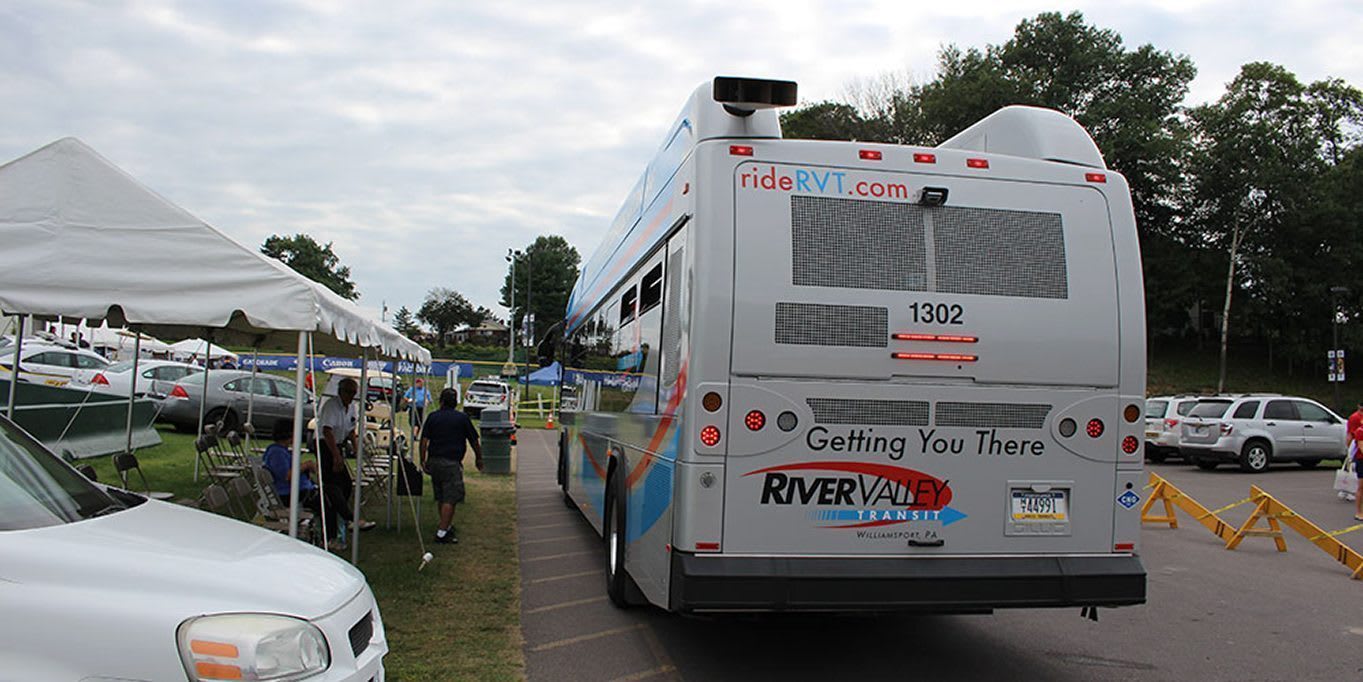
{"left": 479, "top": 408, "right": 515, "bottom": 475}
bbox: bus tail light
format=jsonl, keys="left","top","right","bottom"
{"left": 913, "top": 153, "right": 936, "bottom": 164}
{"left": 730, "top": 145, "right": 754, "bottom": 156}
{"left": 893, "top": 352, "right": 977, "bottom": 362}
{"left": 745, "top": 410, "right": 766, "bottom": 431}
{"left": 696, "top": 542, "right": 720, "bottom": 551}
{"left": 859, "top": 149, "right": 882, "bottom": 160}
{"left": 967, "top": 158, "right": 990, "bottom": 169}
{"left": 1121, "top": 436, "right": 1139, "bottom": 454}
{"left": 700, "top": 425, "right": 721, "bottom": 447}
{"left": 893, "top": 333, "right": 979, "bottom": 343}
{"left": 1086, "top": 419, "right": 1104, "bottom": 438}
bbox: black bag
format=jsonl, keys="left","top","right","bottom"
{"left": 396, "top": 457, "right": 424, "bottom": 496}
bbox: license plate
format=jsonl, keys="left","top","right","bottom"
{"left": 1145, "top": 431, "right": 1159, "bottom": 439}
{"left": 1011, "top": 490, "right": 1068, "bottom": 522}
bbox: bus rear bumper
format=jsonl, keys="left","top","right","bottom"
{"left": 669, "top": 552, "right": 1146, "bottom": 613}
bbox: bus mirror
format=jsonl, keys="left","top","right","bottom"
{"left": 918, "top": 187, "right": 949, "bottom": 207}
{"left": 713, "top": 77, "right": 798, "bottom": 117}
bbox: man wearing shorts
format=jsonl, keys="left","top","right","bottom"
{"left": 421, "top": 388, "right": 484, "bottom": 544}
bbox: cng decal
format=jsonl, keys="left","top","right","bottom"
{"left": 745, "top": 461, "right": 967, "bottom": 529}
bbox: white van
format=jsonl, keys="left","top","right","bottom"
{"left": 0, "top": 415, "right": 387, "bottom": 680}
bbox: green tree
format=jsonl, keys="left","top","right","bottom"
{"left": 392, "top": 306, "right": 420, "bottom": 337}
{"left": 418, "top": 288, "right": 483, "bottom": 344}
{"left": 500, "top": 236, "right": 581, "bottom": 353}
{"left": 260, "top": 234, "right": 359, "bottom": 300}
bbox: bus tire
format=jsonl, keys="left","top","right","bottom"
{"left": 1239, "top": 439, "right": 1271, "bottom": 473}
{"left": 557, "top": 431, "right": 568, "bottom": 488}
{"left": 604, "top": 472, "right": 645, "bottom": 608}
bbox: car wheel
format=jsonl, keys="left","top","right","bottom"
{"left": 1297, "top": 459, "right": 1321, "bottom": 469}
{"left": 1239, "top": 440, "right": 1271, "bottom": 473}
{"left": 1147, "top": 448, "right": 1167, "bottom": 464}
{"left": 206, "top": 407, "right": 240, "bottom": 433}
{"left": 1193, "top": 456, "right": 1219, "bottom": 471}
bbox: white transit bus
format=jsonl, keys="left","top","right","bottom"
{"left": 557, "top": 76, "right": 1147, "bottom": 612}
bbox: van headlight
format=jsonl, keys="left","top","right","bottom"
{"left": 177, "top": 613, "right": 330, "bottom": 681}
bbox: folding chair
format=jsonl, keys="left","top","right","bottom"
{"left": 77, "top": 464, "right": 98, "bottom": 482}
{"left": 253, "top": 463, "right": 317, "bottom": 542}
{"left": 179, "top": 483, "right": 230, "bottom": 513}
{"left": 194, "top": 435, "right": 249, "bottom": 516}
{"left": 112, "top": 452, "right": 174, "bottom": 501}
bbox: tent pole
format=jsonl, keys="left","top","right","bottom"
{"left": 352, "top": 348, "right": 368, "bottom": 565}
{"left": 6, "top": 315, "right": 23, "bottom": 420}
{"left": 246, "top": 349, "right": 259, "bottom": 449}
{"left": 124, "top": 330, "right": 142, "bottom": 455}
{"left": 193, "top": 334, "right": 213, "bottom": 481}
{"left": 387, "top": 355, "right": 397, "bottom": 528}
{"left": 288, "top": 331, "right": 307, "bottom": 538}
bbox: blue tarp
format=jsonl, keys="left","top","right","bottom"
{"left": 526, "top": 361, "right": 561, "bottom": 386}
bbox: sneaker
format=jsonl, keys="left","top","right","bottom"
{"left": 434, "top": 529, "right": 458, "bottom": 545}
{"left": 355, "top": 519, "right": 377, "bottom": 532}
{"left": 326, "top": 538, "right": 347, "bottom": 551}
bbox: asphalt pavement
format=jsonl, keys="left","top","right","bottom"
{"left": 517, "top": 432, "right": 1363, "bottom": 681}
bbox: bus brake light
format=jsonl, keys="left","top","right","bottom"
{"left": 1086, "top": 419, "right": 1105, "bottom": 438}
{"left": 745, "top": 410, "right": 766, "bottom": 431}
{"left": 913, "top": 153, "right": 936, "bottom": 164}
{"left": 1086, "top": 172, "right": 1107, "bottom": 183}
{"left": 700, "top": 425, "right": 721, "bottom": 447}
{"left": 967, "top": 158, "right": 990, "bottom": 169}
{"left": 859, "top": 149, "right": 882, "bottom": 160}
{"left": 1121, "top": 436, "right": 1139, "bottom": 454}
{"left": 730, "top": 145, "right": 754, "bottom": 156}
{"left": 892, "top": 352, "right": 977, "bottom": 362}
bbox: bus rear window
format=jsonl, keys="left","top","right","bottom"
{"left": 1189, "top": 401, "right": 1232, "bottom": 418}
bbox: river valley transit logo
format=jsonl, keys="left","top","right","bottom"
{"left": 745, "top": 461, "right": 967, "bottom": 529}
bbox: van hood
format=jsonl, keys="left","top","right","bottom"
{"left": 0, "top": 499, "right": 365, "bottom": 619}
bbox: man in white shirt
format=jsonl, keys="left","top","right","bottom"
{"left": 317, "top": 377, "right": 375, "bottom": 539}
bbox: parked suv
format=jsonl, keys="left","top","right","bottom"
{"left": 1144, "top": 395, "right": 1203, "bottom": 463}
{"left": 464, "top": 379, "right": 511, "bottom": 419}
{"left": 1179, "top": 395, "right": 1347, "bottom": 472}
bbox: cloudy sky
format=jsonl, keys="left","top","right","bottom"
{"left": 3, "top": 0, "right": 1360, "bottom": 326}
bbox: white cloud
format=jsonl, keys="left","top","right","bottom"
{"left": 3, "top": 0, "right": 1361, "bottom": 325}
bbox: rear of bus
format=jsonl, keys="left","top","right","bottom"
{"left": 670, "top": 95, "right": 1147, "bottom": 611}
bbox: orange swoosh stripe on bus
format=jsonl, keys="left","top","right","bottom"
{"left": 578, "top": 433, "right": 609, "bottom": 480}
{"left": 626, "top": 363, "right": 688, "bottom": 488}
{"left": 567, "top": 195, "right": 678, "bottom": 330}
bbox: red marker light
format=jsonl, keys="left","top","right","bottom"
{"left": 730, "top": 145, "right": 754, "bottom": 156}
{"left": 700, "top": 425, "right": 721, "bottom": 447}
{"left": 1086, "top": 419, "right": 1105, "bottom": 438}
{"left": 1085, "top": 172, "right": 1107, "bottom": 183}
{"left": 893, "top": 333, "right": 938, "bottom": 342}
{"left": 893, "top": 333, "right": 979, "bottom": 343}
{"left": 745, "top": 410, "right": 766, "bottom": 431}
{"left": 1114, "top": 542, "right": 1135, "bottom": 552}
{"left": 859, "top": 149, "right": 882, "bottom": 160}
{"left": 1121, "top": 436, "right": 1140, "bottom": 454}
{"left": 966, "top": 158, "right": 990, "bottom": 169}
{"left": 913, "top": 153, "right": 936, "bottom": 164}
{"left": 892, "top": 352, "right": 977, "bottom": 362}
{"left": 696, "top": 541, "right": 720, "bottom": 551}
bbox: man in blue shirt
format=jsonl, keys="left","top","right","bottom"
{"left": 421, "top": 388, "right": 484, "bottom": 544}
{"left": 404, "top": 378, "right": 433, "bottom": 437}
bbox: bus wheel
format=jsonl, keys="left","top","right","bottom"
{"left": 605, "top": 473, "right": 644, "bottom": 608}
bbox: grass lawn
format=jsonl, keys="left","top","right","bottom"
{"left": 83, "top": 423, "right": 525, "bottom": 681}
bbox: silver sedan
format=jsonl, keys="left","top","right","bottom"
{"left": 158, "top": 370, "right": 315, "bottom": 434}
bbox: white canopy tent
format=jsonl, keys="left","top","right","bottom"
{"left": 167, "top": 338, "right": 239, "bottom": 363}
{"left": 0, "top": 137, "right": 430, "bottom": 557}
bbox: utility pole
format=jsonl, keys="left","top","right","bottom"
{"left": 503, "top": 249, "right": 519, "bottom": 377}
{"left": 1331, "top": 286, "right": 1349, "bottom": 413}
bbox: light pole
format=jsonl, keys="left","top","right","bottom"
{"left": 503, "top": 249, "right": 520, "bottom": 376}
{"left": 1332, "top": 286, "right": 1349, "bottom": 413}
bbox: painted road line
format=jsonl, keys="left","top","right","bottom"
{"left": 523, "top": 549, "right": 599, "bottom": 563}
{"left": 521, "top": 521, "right": 581, "bottom": 531}
{"left": 522, "top": 533, "right": 588, "bottom": 545}
{"left": 529, "top": 624, "right": 645, "bottom": 652}
{"left": 529, "top": 569, "right": 602, "bottom": 584}
{"left": 524, "top": 596, "right": 609, "bottom": 615}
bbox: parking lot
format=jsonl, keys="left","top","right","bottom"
{"left": 519, "top": 433, "right": 1363, "bottom": 681}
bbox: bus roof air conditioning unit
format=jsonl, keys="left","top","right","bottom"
{"left": 713, "top": 77, "right": 798, "bottom": 117}
{"left": 938, "top": 105, "right": 1107, "bottom": 169}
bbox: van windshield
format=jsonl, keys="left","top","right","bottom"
{"left": 0, "top": 418, "right": 126, "bottom": 530}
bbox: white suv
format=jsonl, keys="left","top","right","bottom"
{"left": 464, "top": 379, "right": 511, "bottom": 418}
{"left": 1144, "top": 395, "right": 1202, "bottom": 463}
{"left": 1179, "top": 395, "right": 1347, "bottom": 473}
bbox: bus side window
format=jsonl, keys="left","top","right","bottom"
{"left": 639, "top": 263, "right": 663, "bottom": 314}
{"left": 620, "top": 286, "right": 638, "bottom": 325}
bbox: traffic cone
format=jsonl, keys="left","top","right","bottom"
{"left": 546, "top": 412, "right": 556, "bottom": 429}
